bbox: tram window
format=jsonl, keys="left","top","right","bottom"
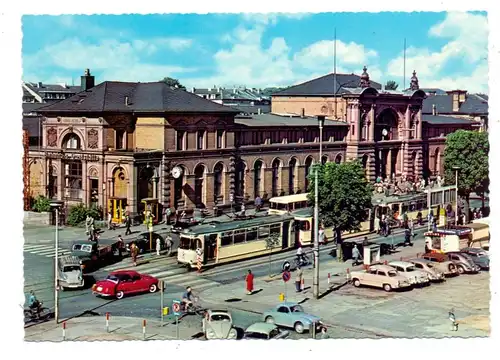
{"left": 277, "top": 203, "right": 287, "bottom": 211}
{"left": 402, "top": 204, "right": 409, "bottom": 213}
{"left": 258, "top": 226, "right": 270, "bottom": 238}
{"left": 270, "top": 224, "right": 281, "bottom": 235}
{"left": 179, "top": 236, "right": 194, "bottom": 250}
{"left": 270, "top": 203, "right": 277, "bottom": 210}
{"left": 298, "top": 220, "right": 310, "bottom": 231}
{"left": 234, "top": 230, "right": 246, "bottom": 244}
{"left": 392, "top": 204, "right": 399, "bottom": 212}
{"left": 221, "top": 231, "right": 233, "bottom": 247}
{"left": 246, "top": 227, "right": 258, "bottom": 242}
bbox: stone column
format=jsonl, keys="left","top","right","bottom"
{"left": 82, "top": 161, "right": 88, "bottom": 205}
{"left": 185, "top": 174, "right": 196, "bottom": 209}
{"left": 205, "top": 172, "right": 215, "bottom": 209}
{"left": 245, "top": 167, "right": 253, "bottom": 200}
{"left": 297, "top": 165, "right": 306, "bottom": 193}
{"left": 282, "top": 165, "right": 290, "bottom": 195}
{"left": 405, "top": 106, "right": 411, "bottom": 140}
{"left": 368, "top": 105, "right": 375, "bottom": 141}
{"left": 353, "top": 104, "right": 360, "bottom": 141}
{"left": 417, "top": 110, "right": 423, "bottom": 139}
{"left": 386, "top": 149, "right": 392, "bottom": 178}
{"left": 224, "top": 171, "right": 231, "bottom": 205}
{"left": 264, "top": 168, "right": 273, "bottom": 199}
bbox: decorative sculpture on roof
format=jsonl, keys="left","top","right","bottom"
{"left": 360, "top": 66, "right": 370, "bottom": 88}
{"left": 47, "top": 127, "right": 58, "bottom": 147}
{"left": 410, "top": 70, "right": 419, "bottom": 91}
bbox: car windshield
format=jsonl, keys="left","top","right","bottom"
{"left": 63, "top": 265, "right": 80, "bottom": 272}
{"left": 290, "top": 305, "right": 304, "bottom": 313}
{"left": 388, "top": 271, "right": 398, "bottom": 277}
{"left": 406, "top": 266, "right": 416, "bottom": 272}
{"left": 73, "top": 244, "right": 92, "bottom": 252}
{"left": 211, "top": 314, "right": 231, "bottom": 322}
{"left": 105, "top": 275, "right": 119, "bottom": 283}
{"left": 244, "top": 332, "right": 269, "bottom": 340}
{"left": 426, "top": 263, "right": 434, "bottom": 268}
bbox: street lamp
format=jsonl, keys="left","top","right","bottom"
{"left": 50, "top": 199, "right": 64, "bottom": 323}
{"left": 313, "top": 116, "right": 324, "bottom": 300}
{"left": 452, "top": 166, "right": 461, "bottom": 225}
{"left": 318, "top": 116, "right": 325, "bottom": 163}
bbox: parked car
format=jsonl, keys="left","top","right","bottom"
{"left": 461, "top": 248, "right": 490, "bottom": 270}
{"left": 263, "top": 302, "right": 322, "bottom": 334}
{"left": 420, "top": 253, "right": 459, "bottom": 277}
{"left": 58, "top": 255, "right": 85, "bottom": 290}
{"left": 407, "top": 258, "right": 445, "bottom": 282}
{"left": 243, "top": 323, "right": 290, "bottom": 339}
{"left": 387, "top": 261, "right": 430, "bottom": 286}
{"left": 127, "top": 232, "right": 165, "bottom": 254}
{"left": 350, "top": 264, "right": 412, "bottom": 292}
{"left": 446, "top": 252, "right": 481, "bottom": 273}
{"left": 202, "top": 310, "right": 237, "bottom": 340}
{"left": 92, "top": 270, "right": 159, "bottom": 299}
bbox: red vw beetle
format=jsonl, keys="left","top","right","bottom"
{"left": 92, "top": 270, "right": 159, "bottom": 299}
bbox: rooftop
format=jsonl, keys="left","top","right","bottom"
{"left": 235, "top": 113, "right": 348, "bottom": 127}
{"left": 422, "top": 93, "right": 488, "bottom": 115}
{"left": 422, "top": 114, "right": 478, "bottom": 125}
{"left": 37, "top": 81, "right": 241, "bottom": 114}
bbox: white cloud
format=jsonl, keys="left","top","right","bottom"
{"left": 386, "top": 12, "right": 488, "bottom": 93}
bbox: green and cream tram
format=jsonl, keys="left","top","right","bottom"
{"left": 178, "top": 214, "right": 295, "bottom": 269}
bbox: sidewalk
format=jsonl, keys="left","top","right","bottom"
{"left": 24, "top": 315, "right": 202, "bottom": 341}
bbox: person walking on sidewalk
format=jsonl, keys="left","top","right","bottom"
{"left": 245, "top": 270, "right": 254, "bottom": 295}
{"left": 156, "top": 237, "right": 161, "bottom": 256}
{"left": 125, "top": 214, "right": 132, "bottom": 235}
{"left": 117, "top": 235, "right": 124, "bottom": 258}
{"left": 352, "top": 244, "right": 362, "bottom": 266}
{"left": 295, "top": 266, "right": 303, "bottom": 292}
{"left": 131, "top": 242, "right": 138, "bottom": 266}
{"left": 107, "top": 211, "right": 113, "bottom": 230}
{"left": 319, "top": 326, "right": 329, "bottom": 339}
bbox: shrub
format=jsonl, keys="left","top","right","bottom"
{"left": 67, "top": 203, "right": 89, "bottom": 226}
{"left": 32, "top": 195, "right": 51, "bottom": 213}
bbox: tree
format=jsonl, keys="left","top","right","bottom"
{"left": 307, "top": 161, "right": 373, "bottom": 260}
{"left": 385, "top": 80, "right": 399, "bottom": 91}
{"left": 159, "top": 77, "right": 186, "bottom": 90}
{"left": 265, "top": 232, "right": 281, "bottom": 277}
{"left": 444, "top": 130, "right": 489, "bottom": 207}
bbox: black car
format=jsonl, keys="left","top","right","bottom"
{"left": 127, "top": 232, "right": 165, "bottom": 253}
{"left": 461, "top": 248, "right": 490, "bottom": 270}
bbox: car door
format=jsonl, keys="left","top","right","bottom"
{"left": 116, "top": 274, "right": 132, "bottom": 294}
{"left": 131, "top": 273, "right": 147, "bottom": 292}
{"left": 413, "top": 262, "right": 427, "bottom": 274}
{"left": 375, "top": 270, "right": 387, "bottom": 288}
{"left": 275, "top": 306, "right": 290, "bottom": 327}
{"left": 364, "top": 268, "right": 378, "bottom": 286}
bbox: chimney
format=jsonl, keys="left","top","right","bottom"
{"left": 191, "top": 87, "right": 196, "bottom": 93}
{"left": 37, "top": 82, "right": 42, "bottom": 88}
{"left": 447, "top": 90, "right": 467, "bottom": 112}
{"left": 432, "top": 104, "right": 437, "bottom": 116}
{"left": 81, "top": 68, "right": 95, "bottom": 92}
{"left": 301, "top": 108, "right": 306, "bottom": 118}
{"left": 125, "top": 96, "right": 129, "bottom": 106}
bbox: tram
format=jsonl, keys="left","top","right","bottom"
{"left": 177, "top": 214, "right": 295, "bottom": 269}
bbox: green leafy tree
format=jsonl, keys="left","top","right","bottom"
{"left": 160, "top": 77, "right": 186, "bottom": 90}
{"left": 32, "top": 195, "right": 51, "bottom": 212}
{"left": 384, "top": 80, "right": 399, "bottom": 91}
{"left": 307, "top": 161, "right": 373, "bottom": 260}
{"left": 444, "top": 130, "right": 489, "bottom": 206}
{"left": 265, "top": 232, "right": 281, "bottom": 277}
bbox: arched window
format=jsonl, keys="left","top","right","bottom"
{"left": 214, "top": 163, "right": 224, "bottom": 200}
{"left": 194, "top": 164, "right": 205, "bottom": 208}
{"left": 272, "top": 159, "right": 281, "bottom": 197}
{"left": 434, "top": 148, "right": 441, "bottom": 175}
{"left": 335, "top": 154, "right": 342, "bottom": 164}
{"left": 288, "top": 158, "right": 297, "bottom": 194}
{"left": 321, "top": 155, "right": 328, "bottom": 165}
{"left": 63, "top": 133, "right": 81, "bottom": 150}
{"left": 235, "top": 161, "right": 246, "bottom": 197}
{"left": 304, "top": 157, "right": 313, "bottom": 191}
{"left": 254, "top": 160, "right": 263, "bottom": 198}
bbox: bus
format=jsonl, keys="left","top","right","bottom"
{"left": 268, "top": 193, "right": 309, "bottom": 215}
{"left": 177, "top": 214, "right": 295, "bottom": 269}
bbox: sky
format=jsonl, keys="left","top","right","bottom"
{"left": 21, "top": 11, "right": 488, "bottom": 93}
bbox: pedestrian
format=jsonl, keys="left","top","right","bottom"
{"left": 156, "top": 237, "right": 161, "bottom": 256}
{"left": 125, "top": 214, "right": 132, "bottom": 235}
{"left": 165, "top": 234, "right": 173, "bottom": 256}
{"left": 254, "top": 196, "right": 262, "bottom": 212}
{"left": 352, "top": 244, "right": 362, "bottom": 266}
{"left": 409, "top": 218, "right": 414, "bottom": 237}
{"left": 245, "top": 269, "right": 254, "bottom": 295}
{"left": 319, "top": 326, "right": 330, "bottom": 339}
{"left": 107, "top": 211, "right": 113, "bottom": 230}
{"left": 404, "top": 228, "right": 412, "bottom": 246}
{"left": 131, "top": 242, "right": 138, "bottom": 266}
{"left": 318, "top": 227, "right": 325, "bottom": 245}
{"left": 362, "top": 236, "right": 368, "bottom": 247}
{"left": 117, "top": 235, "right": 124, "bottom": 257}
{"left": 374, "top": 216, "right": 380, "bottom": 235}
{"left": 295, "top": 266, "right": 303, "bottom": 292}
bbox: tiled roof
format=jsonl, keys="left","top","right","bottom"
{"left": 192, "top": 87, "right": 270, "bottom": 101}
{"left": 25, "top": 82, "right": 80, "bottom": 94}
{"left": 273, "top": 73, "right": 382, "bottom": 96}
{"left": 234, "top": 104, "right": 271, "bottom": 114}
{"left": 22, "top": 103, "right": 46, "bottom": 114}
{"left": 422, "top": 114, "right": 477, "bottom": 125}
{"left": 422, "top": 93, "right": 488, "bottom": 115}
{"left": 235, "top": 113, "right": 348, "bottom": 127}
{"left": 420, "top": 88, "right": 447, "bottom": 95}
{"left": 38, "top": 81, "right": 241, "bottom": 114}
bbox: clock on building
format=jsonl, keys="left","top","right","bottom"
{"left": 171, "top": 166, "right": 183, "bottom": 179}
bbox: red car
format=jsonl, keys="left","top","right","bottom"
{"left": 92, "top": 270, "right": 159, "bottom": 299}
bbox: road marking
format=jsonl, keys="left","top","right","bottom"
{"left": 31, "top": 249, "right": 63, "bottom": 256}
{"left": 23, "top": 244, "right": 53, "bottom": 251}
{"left": 46, "top": 251, "right": 72, "bottom": 258}
{"left": 102, "top": 257, "right": 178, "bottom": 272}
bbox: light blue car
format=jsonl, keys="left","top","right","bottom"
{"left": 262, "top": 302, "right": 323, "bottom": 334}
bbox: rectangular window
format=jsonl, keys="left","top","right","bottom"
{"left": 115, "top": 130, "right": 124, "bottom": 149}
{"left": 216, "top": 130, "right": 224, "bottom": 149}
{"left": 197, "top": 130, "right": 205, "bottom": 150}
{"left": 221, "top": 231, "right": 233, "bottom": 247}
{"left": 270, "top": 224, "right": 281, "bottom": 236}
{"left": 176, "top": 131, "right": 185, "bottom": 151}
{"left": 246, "top": 227, "right": 258, "bottom": 242}
{"left": 258, "top": 226, "right": 270, "bottom": 238}
{"left": 233, "top": 230, "right": 246, "bottom": 244}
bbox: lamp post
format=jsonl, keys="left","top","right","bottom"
{"left": 313, "top": 116, "right": 324, "bottom": 299}
{"left": 50, "top": 199, "right": 64, "bottom": 323}
{"left": 318, "top": 116, "right": 325, "bottom": 163}
{"left": 452, "top": 166, "right": 461, "bottom": 225}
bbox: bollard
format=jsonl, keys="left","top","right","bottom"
{"left": 384, "top": 260, "right": 388, "bottom": 265}
{"left": 346, "top": 268, "right": 351, "bottom": 281}
{"left": 62, "top": 321, "right": 66, "bottom": 341}
{"left": 106, "top": 312, "right": 110, "bottom": 333}
{"left": 327, "top": 273, "right": 331, "bottom": 286}
{"left": 143, "top": 319, "right": 146, "bottom": 340}
{"left": 279, "top": 293, "right": 285, "bottom": 302}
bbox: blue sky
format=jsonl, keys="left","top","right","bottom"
{"left": 22, "top": 12, "right": 488, "bottom": 93}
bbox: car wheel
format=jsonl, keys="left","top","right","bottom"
{"left": 457, "top": 265, "right": 465, "bottom": 274}
{"left": 149, "top": 284, "right": 158, "bottom": 293}
{"left": 265, "top": 316, "right": 275, "bottom": 324}
{"left": 353, "top": 279, "right": 361, "bottom": 287}
{"left": 383, "top": 284, "right": 392, "bottom": 292}
{"left": 116, "top": 291, "right": 125, "bottom": 299}
{"left": 294, "top": 322, "right": 305, "bottom": 334}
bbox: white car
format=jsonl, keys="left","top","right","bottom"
{"left": 408, "top": 258, "right": 445, "bottom": 282}
{"left": 202, "top": 310, "right": 238, "bottom": 340}
{"left": 388, "top": 261, "right": 430, "bottom": 285}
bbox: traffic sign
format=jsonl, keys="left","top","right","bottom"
{"left": 172, "top": 300, "right": 181, "bottom": 316}
{"left": 166, "top": 208, "right": 172, "bottom": 216}
{"left": 282, "top": 261, "right": 291, "bottom": 272}
{"left": 196, "top": 248, "right": 203, "bottom": 256}
{"left": 162, "top": 307, "right": 169, "bottom": 315}
{"left": 282, "top": 271, "right": 291, "bottom": 283}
